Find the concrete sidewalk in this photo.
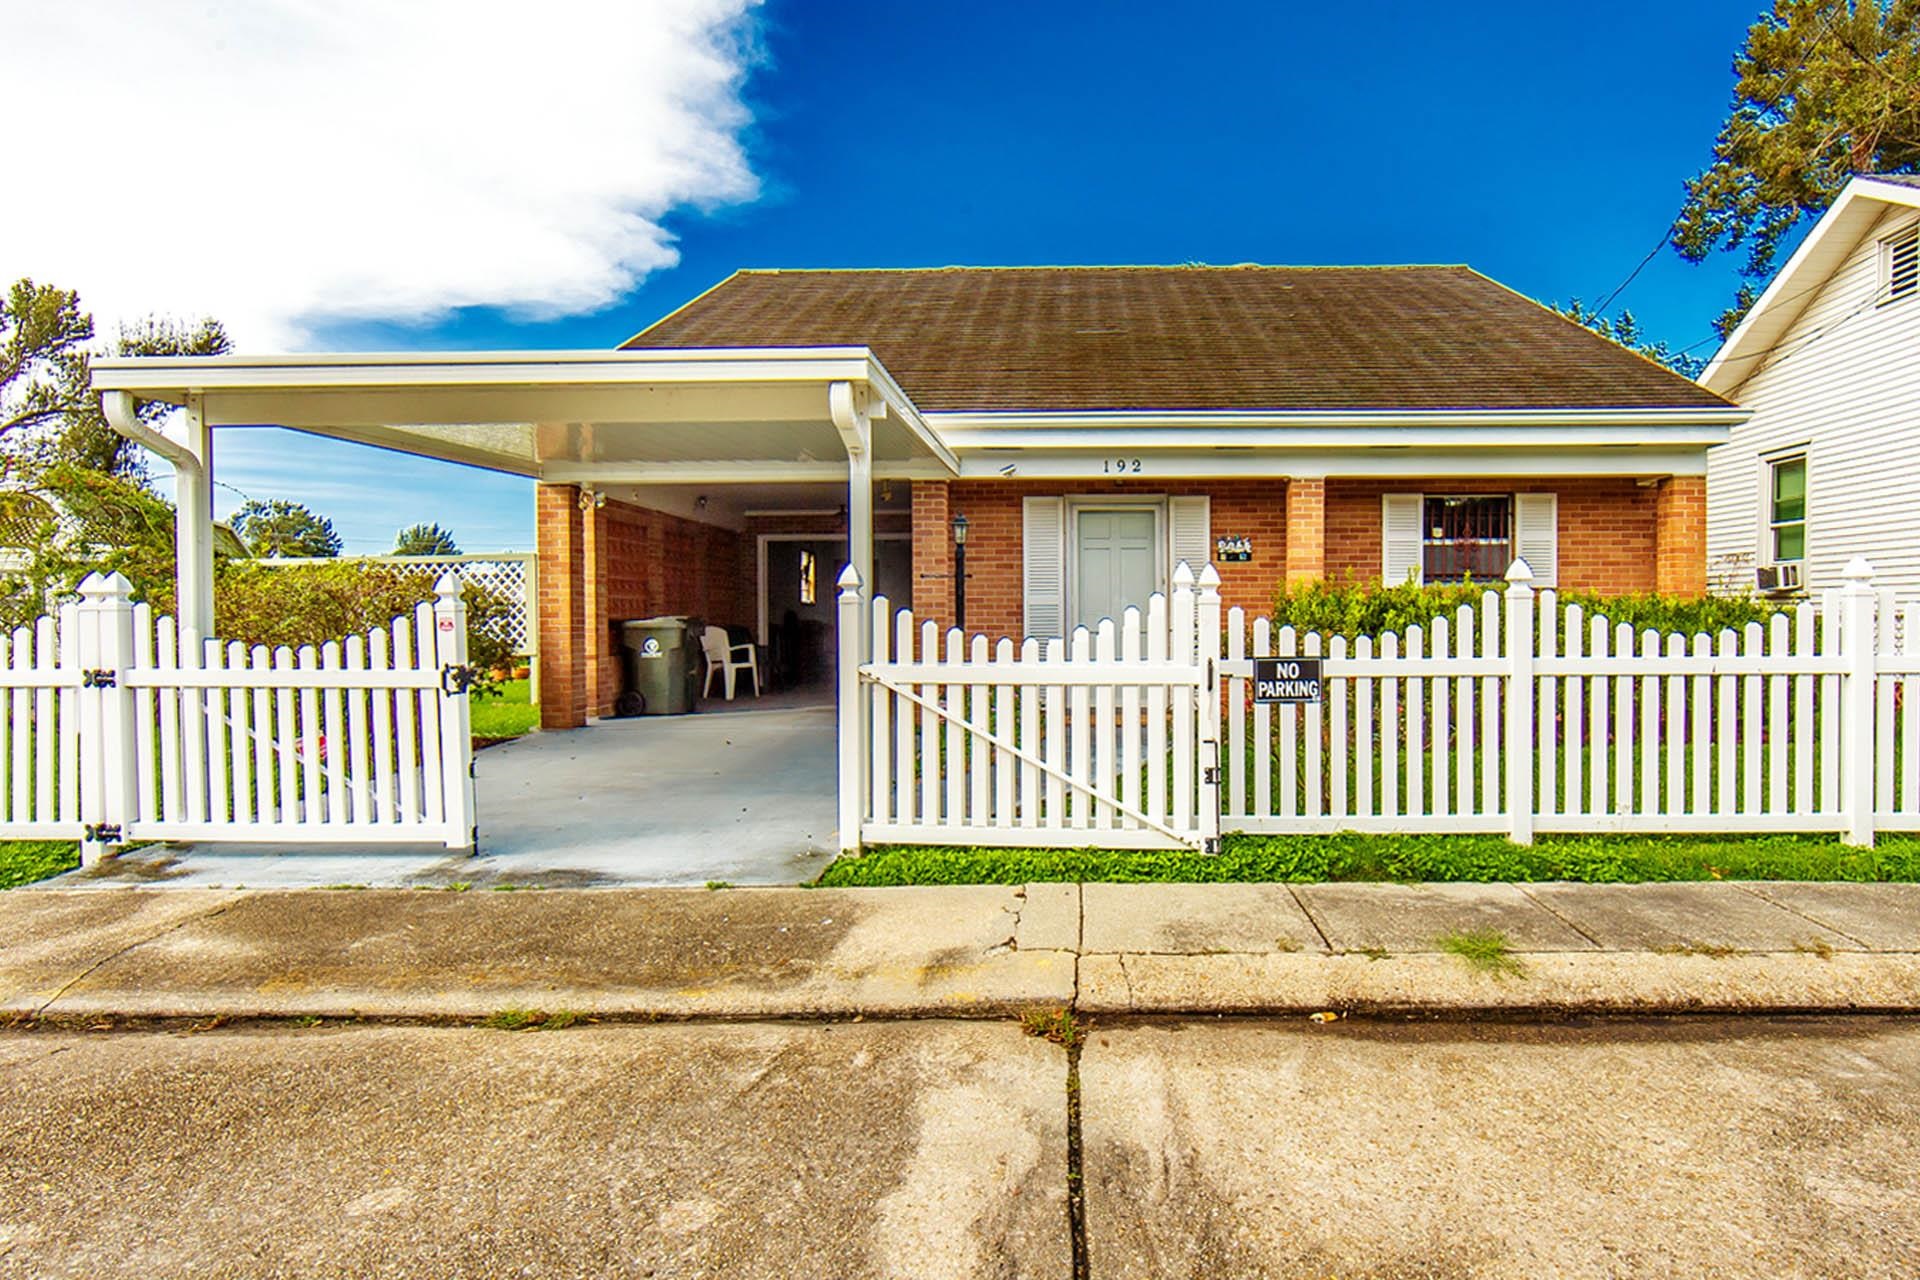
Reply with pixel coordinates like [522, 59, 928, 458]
[4, 880, 1919, 1021]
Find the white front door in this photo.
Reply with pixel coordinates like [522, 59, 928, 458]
[1074, 507, 1159, 631]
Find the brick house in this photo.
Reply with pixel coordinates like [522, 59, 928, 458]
[93, 265, 1744, 734]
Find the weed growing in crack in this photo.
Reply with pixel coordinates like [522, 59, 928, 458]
[1436, 928, 1526, 979]
[1019, 1007, 1088, 1047]
[478, 1008, 588, 1031]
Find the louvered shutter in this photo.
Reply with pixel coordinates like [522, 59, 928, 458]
[1022, 496, 1066, 640]
[1381, 493, 1424, 586]
[1168, 495, 1212, 579]
[1514, 493, 1558, 586]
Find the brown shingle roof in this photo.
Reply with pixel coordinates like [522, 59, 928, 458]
[623, 265, 1729, 413]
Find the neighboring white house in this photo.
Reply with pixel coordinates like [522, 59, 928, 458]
[1702, 173, 1920, 596]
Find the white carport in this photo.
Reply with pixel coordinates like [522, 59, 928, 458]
[91, 347, 958, 653]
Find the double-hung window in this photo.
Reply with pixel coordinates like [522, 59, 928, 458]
[1768, 456, 1807, 564]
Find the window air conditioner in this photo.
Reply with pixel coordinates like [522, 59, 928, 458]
[1755, 563, 1802, 594]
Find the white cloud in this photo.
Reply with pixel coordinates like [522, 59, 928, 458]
[0, 0, 762, 348]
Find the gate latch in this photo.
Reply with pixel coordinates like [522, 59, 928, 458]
[440, 664, 482, 696]
[83, 822, 123, 844]
[82, 669, 117, 689]
[1202, 766, 1222, 786]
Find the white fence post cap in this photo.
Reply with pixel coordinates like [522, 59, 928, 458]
[1504, 558, 1535, 586]
[1841, 556, 1875, 584]
[1172, 561, 1196, 588]
[836, 563, 862, 594]
[1197, 563, 1222, 591]
[78, 571, 134, 599]
[433, 572, 462, 599]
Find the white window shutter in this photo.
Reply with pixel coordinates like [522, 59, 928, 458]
[1381, 493, 1424, 585]
[1168, 495, 1211, 578]
[1514, 493, 1558, 586]
[1022, 496, 1066, 640]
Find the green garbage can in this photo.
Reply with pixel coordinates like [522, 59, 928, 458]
[619, 616, 704, 715]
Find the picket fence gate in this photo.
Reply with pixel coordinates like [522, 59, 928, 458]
[836, 555, 1917, 854]
[1, 572, 477, 864]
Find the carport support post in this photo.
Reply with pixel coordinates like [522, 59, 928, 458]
[173, 398, 216, 646]
[836, 565, 865, 856]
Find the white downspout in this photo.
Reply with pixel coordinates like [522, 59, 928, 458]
[101, 390, 215, 645]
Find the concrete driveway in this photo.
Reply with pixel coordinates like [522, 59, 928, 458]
[62, 699, 839, 889]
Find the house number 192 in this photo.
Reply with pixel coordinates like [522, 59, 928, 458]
[1103, 457, 1143, 474]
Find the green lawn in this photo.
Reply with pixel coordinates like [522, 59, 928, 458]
[815, 832, 1920, 887]
[472, 678, 538, 742]
[0, 840, 79, 889]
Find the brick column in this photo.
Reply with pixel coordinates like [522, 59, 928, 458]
[912, 480, 954, 630]
[1654, 475, 1707, 597]
[1283, 478, 1327, 586]
[536, 483, 587, 729]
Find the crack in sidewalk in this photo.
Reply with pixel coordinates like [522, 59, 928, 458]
[31, 896, 247, 1018]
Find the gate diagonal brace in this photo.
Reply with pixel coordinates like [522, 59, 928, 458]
[861, 669, 1205, 850]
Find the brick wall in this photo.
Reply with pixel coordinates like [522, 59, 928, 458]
[537, 486, 753, 725]
[592, 498, 751, 716]
[899, 474, 1707, 647]
[1325, 477, 1671, 595]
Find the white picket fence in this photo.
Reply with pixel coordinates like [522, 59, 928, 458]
[836, 556, 1916, 854]
[1, 572, 477, 862]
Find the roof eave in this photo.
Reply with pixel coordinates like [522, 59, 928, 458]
[1701, 176, 1920, 396]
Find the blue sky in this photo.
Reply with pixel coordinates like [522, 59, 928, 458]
[197, 1, 1768, 552]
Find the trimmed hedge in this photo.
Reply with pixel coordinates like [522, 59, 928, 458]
[1270, 577, 1788, 640]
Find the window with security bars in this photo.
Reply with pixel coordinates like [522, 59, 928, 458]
[1886, 223, 1918, 302]
[1422, 495, 1513, 582]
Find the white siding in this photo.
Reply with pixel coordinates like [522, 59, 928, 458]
[1708, 203, 1920, 595]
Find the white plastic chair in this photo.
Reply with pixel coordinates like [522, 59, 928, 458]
[701, 624, 760, 700]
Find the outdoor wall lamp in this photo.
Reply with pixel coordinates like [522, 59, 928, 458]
[952, 513, 969, 630]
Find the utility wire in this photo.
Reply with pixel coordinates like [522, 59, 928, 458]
[1587, 6, 1844, 316]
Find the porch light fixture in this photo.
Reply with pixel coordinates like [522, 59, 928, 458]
[952, 513, 969, 630]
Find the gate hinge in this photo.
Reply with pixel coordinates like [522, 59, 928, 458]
[83, 822, 123, 844]
[1202, 837, 1221, 856]
[440, 664, 482, 695]
[82, 669, 117, 689]
[1202, 766, 1222, 786]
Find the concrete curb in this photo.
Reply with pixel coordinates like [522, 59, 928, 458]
[1076, 951, 1920, 1017]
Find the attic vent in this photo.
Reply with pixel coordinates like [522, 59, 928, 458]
[1886, 223, 1919, 302]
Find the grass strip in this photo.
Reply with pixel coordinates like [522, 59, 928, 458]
[815, 832, 1920, 887]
